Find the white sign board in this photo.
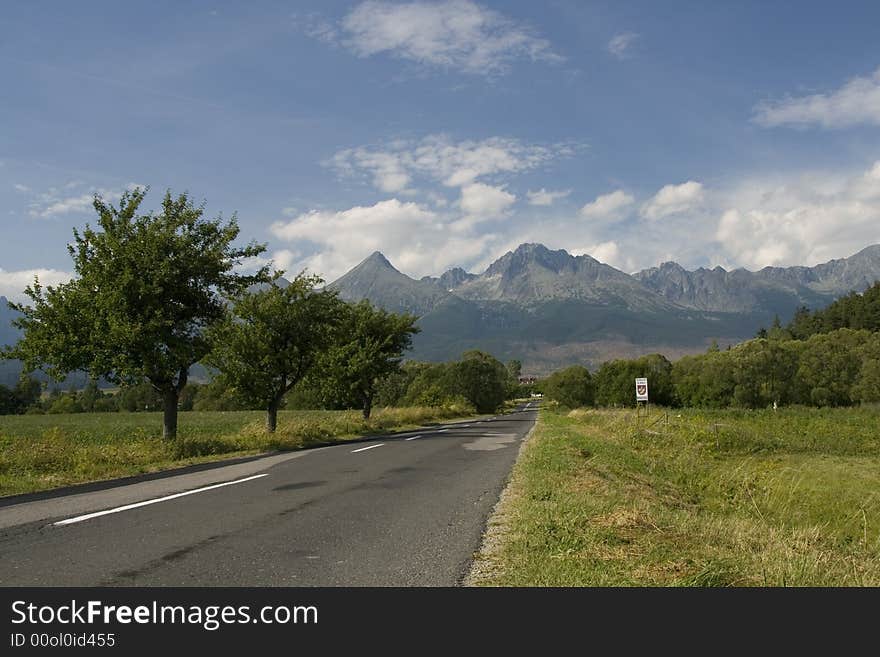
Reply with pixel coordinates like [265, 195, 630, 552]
[635, 377, 649, 402]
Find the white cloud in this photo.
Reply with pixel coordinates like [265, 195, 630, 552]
[34, 193, 96, 218]
[330, 134, 573, 193]
[714, 161, 880, 269]
[580, 189, 634, 221]
[13, 184, 30, 193]
[0, 268, 74, 302]
[269, 197, 501, 281]
[459, 182, 515, 219]
[608, 32, 638, 59]
[338, 0, 562, 75]
[526, 188, 570, 206]
[640, 181, 704, 220]
[754, 66, 880, 129]
[571, 241, 621, 267]
[27, 182, 146, 219]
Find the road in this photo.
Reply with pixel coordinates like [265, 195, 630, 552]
[0, 403, 538, 586]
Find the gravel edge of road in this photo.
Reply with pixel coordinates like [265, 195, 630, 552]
[463, 412, 540, 587]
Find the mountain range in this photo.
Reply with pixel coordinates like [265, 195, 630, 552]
[329, 243, 880, 373]
[3, 244, 879, 382]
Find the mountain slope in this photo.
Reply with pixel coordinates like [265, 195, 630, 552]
[328, 251, 449, 316]
[453, 243, 675, 311]
[635, 245, 880, 314]
[327, 242, 880, 373]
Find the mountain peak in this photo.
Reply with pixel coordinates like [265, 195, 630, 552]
[362, 251, 394, 269]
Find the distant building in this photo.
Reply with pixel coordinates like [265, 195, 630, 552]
[518, 375, 538, 384]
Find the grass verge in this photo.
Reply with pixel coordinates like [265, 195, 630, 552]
[468, 406, 880, 586]
[0, 406, 474, 497]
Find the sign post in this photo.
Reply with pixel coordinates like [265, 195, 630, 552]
[635, 377, 649, 421]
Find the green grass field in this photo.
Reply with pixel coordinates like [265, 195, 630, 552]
[469, 405, 880, 586]
[0, 406, 472, 497]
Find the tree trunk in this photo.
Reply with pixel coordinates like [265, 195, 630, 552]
[266, 402, 279, 433]
[162, 389, 179, 440]
[362, 394, 373, 420]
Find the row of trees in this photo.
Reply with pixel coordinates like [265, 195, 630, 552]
[3, 189, 418, 437]
[5, 349, 525, 418]
[540, 329, 880, 410]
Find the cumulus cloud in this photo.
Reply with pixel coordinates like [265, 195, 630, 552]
[607, 32, 638, 59]
[269, 198, 496, 280]
[13, 184, 30, 193]
[0, 268, 74, 302]
[640, 181, 704, 220]
[329, 134, 574, 194]
[571, 241, 621, 267]
[526, 188, 570, 206]
[459, 182, 515, 218]
[714, 161, 880, 269]
[580, 189, 634, 221]
[753, 65, 880, 129]
[337, 0, 562, 75]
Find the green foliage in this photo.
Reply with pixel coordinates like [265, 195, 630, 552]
[400, 352, 512, 413]
[4, 188, 268, 438]
[190, 378, 250, 412]
[316, 300, 419, 418]
[673, 329, 878, 409]
[205, 275, 343, 431]
[453, 350, 511, 413]
[595, 354, 675, 407]
[116, 382, 164, 412]
[542, 365, 595, 409]
[788, 281, 880, 338]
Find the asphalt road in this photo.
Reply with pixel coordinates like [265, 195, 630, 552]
[0, 403, 538, 586]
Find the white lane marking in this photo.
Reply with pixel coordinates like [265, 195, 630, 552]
[53, 474, 269, 527]
[436, 429, 448, 433]
[351, 443, 385, 453]
[405, 435, 422, 441]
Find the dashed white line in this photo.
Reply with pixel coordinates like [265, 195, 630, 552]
[351, 443, 385, 453]
[436, 429, 448, 433]
[405, 435, 422, 441]
[53, 474, 269, 527]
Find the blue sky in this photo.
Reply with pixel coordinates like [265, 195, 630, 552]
[2, 0, 880, 298]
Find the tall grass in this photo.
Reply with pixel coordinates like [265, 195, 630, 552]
[470, 406, 880, 586]
[0, 405, 473, 497]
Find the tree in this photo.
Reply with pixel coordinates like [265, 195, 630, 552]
[543, 365, 594, 408]
[4, 188, 267, 439]
[205, 275, 343, 432]
[452, 350, 510, 413]
[319, 301, 419, 419]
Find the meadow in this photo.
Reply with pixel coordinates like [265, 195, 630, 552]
[0, 406, 471, 497]
[469, 405, 880, 586]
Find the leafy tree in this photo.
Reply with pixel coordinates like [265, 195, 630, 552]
[506, 359, 522, 380]
[795, 329, 871, 406]
[117, 382, 163, 412]
[373, 361, 425, 408]
[0, 385, 17, 414]
[205, 275, 343, 432]
[13, 374, 42, 413]
[191, 377, 250, 412]
[543, 365, 594, 408]
[452, 350, 510, 413]
[4, 188, 267, 438]
[318, 301, 419, 419]
[595, 354, 675, 407]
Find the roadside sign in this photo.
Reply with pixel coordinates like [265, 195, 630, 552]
[635, 377, 649, 402]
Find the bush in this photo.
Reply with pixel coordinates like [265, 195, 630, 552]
[543, 365, 594, 408]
